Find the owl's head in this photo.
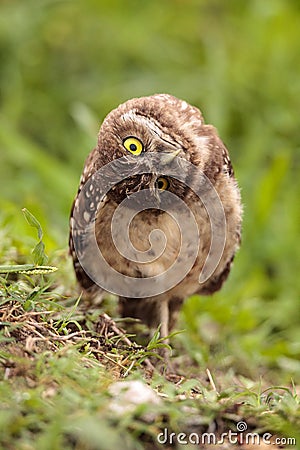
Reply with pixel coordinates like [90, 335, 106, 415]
[91, 94, 223, 205]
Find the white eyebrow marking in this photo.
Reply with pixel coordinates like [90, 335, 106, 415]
[121, 110, 163, 135]
[120, 110, 180, 147]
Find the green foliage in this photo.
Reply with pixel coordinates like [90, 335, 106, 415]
[22, 207, 48, 265]
[0, 208, 57, 276]
[1, 285, 299, 449]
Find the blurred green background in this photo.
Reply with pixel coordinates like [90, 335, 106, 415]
[1, 0, 300, 379]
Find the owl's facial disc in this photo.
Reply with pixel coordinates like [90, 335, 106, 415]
[107, 123, 186, 205]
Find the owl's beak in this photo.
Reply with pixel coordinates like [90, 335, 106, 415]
[149, 175, 161, 202]
[160, 149, 181, 166]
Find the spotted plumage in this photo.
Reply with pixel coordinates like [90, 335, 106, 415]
[69, 94, 242, 340]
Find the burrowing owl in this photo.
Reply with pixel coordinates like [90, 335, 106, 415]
[69, 94, 242, 340]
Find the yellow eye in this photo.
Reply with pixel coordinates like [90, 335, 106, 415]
[156, 177, 169, 191]
[123, 136, 144, 155]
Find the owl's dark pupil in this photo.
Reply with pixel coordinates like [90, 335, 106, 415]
[157, 180, 165, 189]
[129, 143, 137, 151]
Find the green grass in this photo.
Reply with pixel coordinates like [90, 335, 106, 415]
[0, 211, 299, 449]
[1, 264, 299, 449]
[1, 0, 300, 448]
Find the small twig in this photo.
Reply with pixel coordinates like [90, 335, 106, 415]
[206, 368, 218, 394]
[122, 359, 136, 377]
[46, 328, 87, 339]
[92, 348, 128, 370]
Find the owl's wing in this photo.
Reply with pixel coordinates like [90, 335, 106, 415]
[69, 149, 105, 297]
[69, 207, 98, 294]
[197, 255, 234, 295]
[221, 143, 235, 178]
[196, 137, 240, 295]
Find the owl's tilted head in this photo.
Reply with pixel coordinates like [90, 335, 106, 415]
[81, 94, 227, 205]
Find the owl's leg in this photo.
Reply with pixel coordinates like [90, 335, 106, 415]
[157, 297, 184, 374]
[120, 297, 170, 339]
[119, 297, 178, 373]
[159, 299, 170, 342]
[119, 297, 159, 327]
[156, 299, 174, 372]
[119, 296, 183, 342]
